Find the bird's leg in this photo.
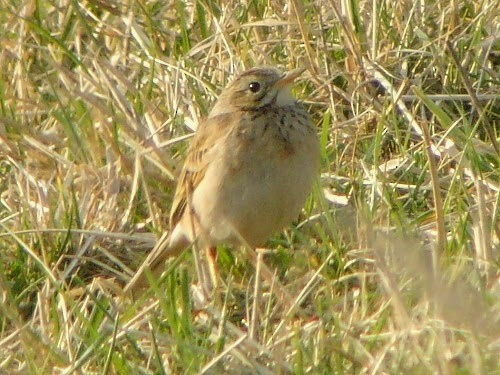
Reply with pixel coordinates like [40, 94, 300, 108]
[206, 246, 219, 293]
[249, 249, 264, 341]
[189, 243, 219, 304]
[249, 247, 294, 308]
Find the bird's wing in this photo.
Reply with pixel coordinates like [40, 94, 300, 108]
[124, 112, 237, 294]
[169, 112, 235, 228]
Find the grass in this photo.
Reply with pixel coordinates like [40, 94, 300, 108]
[0, 0, 498, 373]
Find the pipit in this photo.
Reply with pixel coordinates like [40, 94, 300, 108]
[125, 67, 320, 295]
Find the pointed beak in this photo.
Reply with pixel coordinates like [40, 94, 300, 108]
[275, 67, 306, 88]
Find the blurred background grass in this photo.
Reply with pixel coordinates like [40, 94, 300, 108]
[0, 0, 498, 373]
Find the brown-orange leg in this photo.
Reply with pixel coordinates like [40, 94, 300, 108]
[206, 246, 219, 292]
[191, 244, 218, 301]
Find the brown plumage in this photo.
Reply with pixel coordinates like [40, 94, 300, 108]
[125, 67, 319, 294]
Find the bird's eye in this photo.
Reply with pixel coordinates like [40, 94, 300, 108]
[248, 82, 261, 93]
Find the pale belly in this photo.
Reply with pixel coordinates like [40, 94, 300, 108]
[192, 131, 319, 247]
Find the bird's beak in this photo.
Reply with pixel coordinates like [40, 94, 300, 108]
[275, 67, 306, 88]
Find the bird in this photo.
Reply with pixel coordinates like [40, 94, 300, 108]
[125, 67, 320, 295]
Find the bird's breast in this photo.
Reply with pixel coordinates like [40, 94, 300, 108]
[190, 105, 319, 247]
